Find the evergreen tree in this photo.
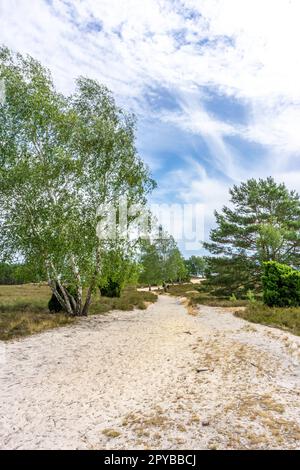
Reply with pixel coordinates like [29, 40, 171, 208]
[204, 177, 300, 295]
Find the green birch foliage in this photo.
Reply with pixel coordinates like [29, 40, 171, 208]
[0, 47, 155, 314]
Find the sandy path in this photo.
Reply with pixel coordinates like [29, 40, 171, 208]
[0, 295, 299, 450]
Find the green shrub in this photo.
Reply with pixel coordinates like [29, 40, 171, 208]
[262, 261, 300, 307]
[246, 290, 256, 303]
[99, 278, 121, 298]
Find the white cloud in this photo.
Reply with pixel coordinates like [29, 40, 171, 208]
[2, 0, 300, 150]
[1, 0, 300, 238]
[153, 154, 231, 244]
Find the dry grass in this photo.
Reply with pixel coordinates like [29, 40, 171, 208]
[0, 283, 51, 306]
[0, 311, 76, 341]
[167, 283, 248, 308]
[179, 297, 198, 316]
[235, 302, 300, 336]
[166, 283, 197, 297]
[190, 296, 248, 308]
[229, 393, 300, 448]
[89, 286, 157, 315]
[102, 428, 122, 438]
[121, 407, 173, 445]
[168, 283, 300, 337]
[0, 284, 157, 341]
[196, 335, 299, 448]
[0, 283, 75, 340]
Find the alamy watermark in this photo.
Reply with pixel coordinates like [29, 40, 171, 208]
[96, 196, 205, 251]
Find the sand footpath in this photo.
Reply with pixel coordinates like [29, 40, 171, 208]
[0, 294, 299, 449]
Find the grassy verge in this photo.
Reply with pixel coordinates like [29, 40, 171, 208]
[0, 311, 76, 341]
[167, 283, 248, 307]
[234, 302, 300, 336]
[0, 284, 157, 341]
[89, 287, 158, 314]
[167, 283, 300, 336]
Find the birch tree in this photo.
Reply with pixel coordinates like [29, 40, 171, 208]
[0, 47, 155, 315]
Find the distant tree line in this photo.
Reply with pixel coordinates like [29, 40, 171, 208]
[139, 230, 188, 289]
[184, 256, 207, 277]
[0, 262, 42, 285]
[139, 229, 207, 289]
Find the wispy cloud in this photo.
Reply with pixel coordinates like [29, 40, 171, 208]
[1, 0, 300, 244]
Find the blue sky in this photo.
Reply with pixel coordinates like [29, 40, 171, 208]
[1, 0, 300, 254]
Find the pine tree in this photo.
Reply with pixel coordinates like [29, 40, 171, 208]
[204, 177, 300, 296]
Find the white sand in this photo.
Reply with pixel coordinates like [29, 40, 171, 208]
[0, 294, 299, 450]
